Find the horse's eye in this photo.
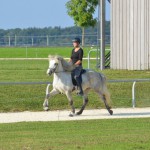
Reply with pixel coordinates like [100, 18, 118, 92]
[54, 63, 58, 66]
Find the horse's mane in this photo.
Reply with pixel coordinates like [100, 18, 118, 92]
[48, 55, 75, 72]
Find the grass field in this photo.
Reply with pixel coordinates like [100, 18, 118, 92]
[0, 47, 150, 112]
[0, 46, 108, 58]
[0, 59, 149, 112]
[0, 118, 150, 150]
[0, 47, 150, 150]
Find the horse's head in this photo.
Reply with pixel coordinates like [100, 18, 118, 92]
[47, 56, 63, 75]
[47, 55, 75, 75]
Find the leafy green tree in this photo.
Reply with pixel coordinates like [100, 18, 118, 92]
[66, 0, 98, 46]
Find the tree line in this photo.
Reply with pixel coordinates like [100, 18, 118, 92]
[0, 22, 110, 47]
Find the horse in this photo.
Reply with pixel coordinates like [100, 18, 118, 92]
[43, 55, 113, 117]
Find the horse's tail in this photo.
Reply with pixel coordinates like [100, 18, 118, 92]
[99, 73, 112, 106]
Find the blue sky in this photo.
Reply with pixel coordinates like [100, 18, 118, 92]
[0, 0, 110, 29]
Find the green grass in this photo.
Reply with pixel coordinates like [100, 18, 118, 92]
[0, 46, 105, 58]
[0, 60, 149, 112]
[0, 118, 150, 150]
[0, 47, 150, 150]
[0, 46, 149, 112]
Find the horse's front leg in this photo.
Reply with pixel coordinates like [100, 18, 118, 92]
[43, 89, 59, 111]
[65, 91, 75, 117]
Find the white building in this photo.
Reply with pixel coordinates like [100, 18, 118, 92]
[111, 0, 150, 70]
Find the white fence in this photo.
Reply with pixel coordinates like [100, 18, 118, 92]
[0, 79, 149, 108]
[0, 35, 110, 47]
[108, 79, 150, 108]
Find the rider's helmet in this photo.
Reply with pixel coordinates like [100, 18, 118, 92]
[72, 37, 81, 44]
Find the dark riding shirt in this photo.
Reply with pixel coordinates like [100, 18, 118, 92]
[71, 48, 83, 66]
[70, 48, 84, 81]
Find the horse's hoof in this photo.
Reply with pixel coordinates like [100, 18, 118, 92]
[69, 112, 75, 117]
[43, 107, 49, 111]
[109, 110, 113, 115]
[76, 112, 82, 115]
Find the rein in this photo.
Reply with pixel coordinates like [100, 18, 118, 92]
[49, 67, 71, 74]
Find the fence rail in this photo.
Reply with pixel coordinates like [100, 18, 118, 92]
[0, 35, 110, 47]
[0, 79, 149, 108]
[0, 81, 50, 85]
[1, 79, 149, 85]
[108, 79, 150, 83]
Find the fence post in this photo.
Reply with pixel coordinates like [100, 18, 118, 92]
[88, 49, 97, 69]
[26, 46, 28, 58]
[8, 36, 11, 47]
[132, 81, 136, 108]
[15, 35, 17, 46]
[47, 35, 49, 46]
[32, 37, 34, 46]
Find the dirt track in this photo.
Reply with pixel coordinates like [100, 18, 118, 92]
[0, 107, 150, 123]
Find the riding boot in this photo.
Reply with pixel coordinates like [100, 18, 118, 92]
[76, 77, 84, 96]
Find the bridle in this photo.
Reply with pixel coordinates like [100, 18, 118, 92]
[48, 60, 72, 74]
[48, 63, 65, 74]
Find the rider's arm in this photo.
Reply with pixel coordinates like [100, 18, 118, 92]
[74, 49, 83, 66]
[75, 60, 82, 66]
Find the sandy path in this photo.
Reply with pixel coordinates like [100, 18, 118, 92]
[0, 108, 150, 123]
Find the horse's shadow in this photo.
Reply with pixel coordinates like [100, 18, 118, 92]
[113, 112, 150, 116]
[75, 110, 150, 117]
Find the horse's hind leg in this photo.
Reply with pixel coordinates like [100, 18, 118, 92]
[96, 90, 113, 115]
[76, 89, 89, 115]
[103, 94, 113, 115]
[43, 89, 59, 111]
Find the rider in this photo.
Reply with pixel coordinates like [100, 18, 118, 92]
[69, 37, 84, 96]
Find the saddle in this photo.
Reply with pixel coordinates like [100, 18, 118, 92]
[71, 69, 86, 86]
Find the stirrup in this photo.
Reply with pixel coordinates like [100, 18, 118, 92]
[77, 91, 84, 96]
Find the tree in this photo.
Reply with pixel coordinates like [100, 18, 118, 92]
[66, 0, 98, 46]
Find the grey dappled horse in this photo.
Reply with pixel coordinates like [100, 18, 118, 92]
[43, 55, 113, 116]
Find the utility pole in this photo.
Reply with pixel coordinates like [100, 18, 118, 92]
[99, 0, 106, 70]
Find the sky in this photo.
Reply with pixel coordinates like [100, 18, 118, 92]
[0, 0, 110, 29]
